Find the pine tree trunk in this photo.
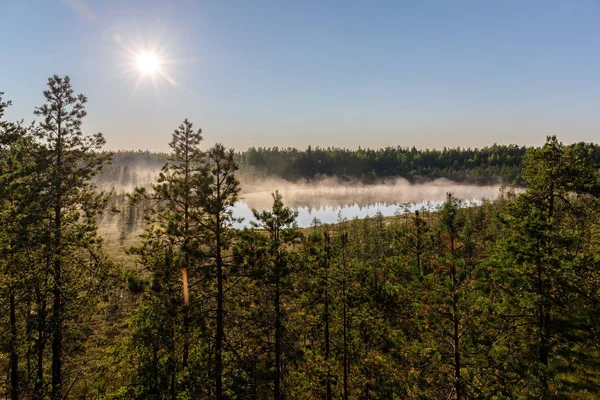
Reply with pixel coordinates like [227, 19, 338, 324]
[452, 288, 461, 400]
[182, 268, 190, 369]
[275, 277, 282, 400]
[25, 301, 33, 389]
[182, 166, 190, 369]
[51, 122, 63, 400]
[34, 283, 46, 400]
[51, 208, 62, 400]
[341, 238, 350, 400]
[343, 280, 349, 400]
[216, 212, 224, 400]
[451, 237, 462, 400]
[537, 247, 549, 400]
[207, 334, 213, 399]
[536, 183, 554, 400]
[10, 284, 19, 400]
[153, 344, 160, 400]
[324, 247, 332, 400]
[170, 325, 176, 400]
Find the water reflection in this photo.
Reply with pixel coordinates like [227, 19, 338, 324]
[232, 199, 482, 228]
[238, 178, 503, 210]
[232, 180, 508, 228]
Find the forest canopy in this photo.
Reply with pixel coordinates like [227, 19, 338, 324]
[2, 79, 600, 400]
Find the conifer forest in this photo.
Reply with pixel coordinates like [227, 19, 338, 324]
[2, 76, 600, 400]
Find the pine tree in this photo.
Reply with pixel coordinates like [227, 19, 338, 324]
[250, 191, 299, 399]
[197, 143, 241, 399]
[121, 119, 207, 399]
[336, 231, 351, 400]
[33, 75, 111, 400]
[0, 92, 32, 400]
[411, 193, 486, 399]
[493, 136, 600, 398]
[154, 119, 205, 374]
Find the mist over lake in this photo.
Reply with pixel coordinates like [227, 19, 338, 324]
[233, 177, 506, 227]
[98, 172, 508, 229]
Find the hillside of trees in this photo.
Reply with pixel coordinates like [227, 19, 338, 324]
[2, 77, 600, 400]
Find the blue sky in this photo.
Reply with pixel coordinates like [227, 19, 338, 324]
[1, 0, 599, 151]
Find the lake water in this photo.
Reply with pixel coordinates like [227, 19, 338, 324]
[99, 178, 510, 232]
[232, 199, 483, 228]
[232, 179, 507, 228]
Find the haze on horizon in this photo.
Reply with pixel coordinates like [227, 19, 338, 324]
[1, 0, 599, 152]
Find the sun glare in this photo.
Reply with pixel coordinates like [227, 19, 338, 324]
[119, 36, 177, 91]
[136, 52, 161, 74]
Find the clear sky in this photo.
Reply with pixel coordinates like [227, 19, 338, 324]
[1, 0, 599, 152]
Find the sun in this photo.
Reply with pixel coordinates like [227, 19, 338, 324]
[118, 36, 178, 90]
[135, 52, 161, 74]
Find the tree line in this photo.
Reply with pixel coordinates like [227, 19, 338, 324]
[98, 139, 600, 190]
[2, 76, 600, 399]
[239, 143, 600, 185]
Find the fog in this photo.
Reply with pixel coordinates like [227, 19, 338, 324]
[97, 168, 510, 229]
[239, 177, 505, 210]
[96, 165, 163, 193]
[230, 177, 509, 227]
[98, 168, 506, 210]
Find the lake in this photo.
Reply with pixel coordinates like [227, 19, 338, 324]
[232, 199, 485, 228]
[98, 178, 511, 235]
[232, 178, 507, 228]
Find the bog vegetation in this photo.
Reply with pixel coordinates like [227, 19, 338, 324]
[2, 76, 600, 399]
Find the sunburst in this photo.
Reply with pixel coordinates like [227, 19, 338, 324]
[117, 35, 178, 93]
[135, 52, 161, 75]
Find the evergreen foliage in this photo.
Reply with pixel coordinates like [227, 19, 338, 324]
[2, 80, 600, 399]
